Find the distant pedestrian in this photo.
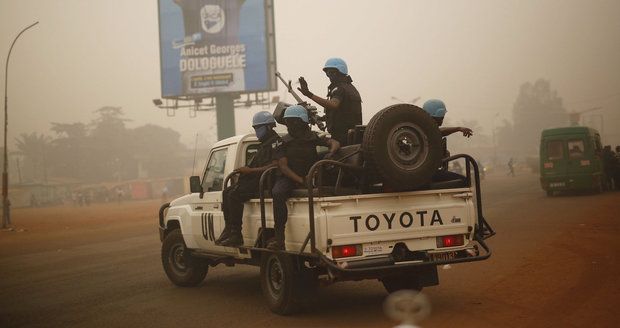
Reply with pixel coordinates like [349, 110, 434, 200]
[161, 186, 169, 202]
[602, 146, 616, 190]
[507, 158, 515, 177]
[116, 188, 124, 203]
[30, 194, 38, 207]
[615, 146, 620, 190]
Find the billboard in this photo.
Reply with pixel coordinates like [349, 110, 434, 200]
[158, 0, 277, 98]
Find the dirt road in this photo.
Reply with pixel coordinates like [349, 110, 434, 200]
[1, 173, 619, 328]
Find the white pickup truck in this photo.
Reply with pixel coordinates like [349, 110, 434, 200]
[159, 104, 494, 314]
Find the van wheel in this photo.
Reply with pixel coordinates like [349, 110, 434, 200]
[362, 104, 443, 191]
[381, 275, 423, 294]
[260, 253, 301, 315]
[161, 229, 208, 287]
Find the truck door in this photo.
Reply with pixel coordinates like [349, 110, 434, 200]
[189, 147, 229, 250]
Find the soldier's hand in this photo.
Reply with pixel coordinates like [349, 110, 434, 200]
[297, 77, 313, 98]
[461, 127, 473, 138]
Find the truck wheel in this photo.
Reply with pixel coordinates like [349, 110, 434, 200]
[546, 189, 554, 197]
[260, 253, 301, 315]
[362, 104, 443, 191]
[161, 229, 208, 287]
[381, 275, 423, 294]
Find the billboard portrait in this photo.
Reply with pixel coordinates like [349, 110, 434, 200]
[158, 0, 277, 98]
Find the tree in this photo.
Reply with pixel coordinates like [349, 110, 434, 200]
[88, 107, 133, 181]
[510, 79, 568, 155]
[129, 124, 187, 178]
[14, 132, 52, 182]
[49, 122, 89, 180]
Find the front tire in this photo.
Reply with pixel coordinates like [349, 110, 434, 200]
[161, 229, 208, 287]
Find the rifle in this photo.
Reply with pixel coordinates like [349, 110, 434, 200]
[275, 72, 326, 131]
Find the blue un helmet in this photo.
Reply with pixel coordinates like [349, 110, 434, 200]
[422, 99, 447, 118]
[283, 104, 309, 123]
[323, 57, 348, 75]
[252, 111, 276, 127]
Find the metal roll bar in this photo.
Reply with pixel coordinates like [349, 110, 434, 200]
[442, 154, 495, 240]
[306, 159, 365, 253]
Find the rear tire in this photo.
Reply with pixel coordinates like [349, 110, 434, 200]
[546, 189, 554, 197]
[362, 104, 443, 191]
[381, 275, 423, 294]
[260, 253, 303, 315]
[161, 229, 208, 287]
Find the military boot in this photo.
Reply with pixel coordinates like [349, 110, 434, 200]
[220, 228, 243, 247]
[266, 228, 285, 251]
[215, 226, 232, 245]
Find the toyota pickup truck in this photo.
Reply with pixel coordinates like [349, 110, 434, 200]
[158, 104, 495, 315]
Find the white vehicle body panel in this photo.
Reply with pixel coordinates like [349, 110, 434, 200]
[163, 134, 479, 265]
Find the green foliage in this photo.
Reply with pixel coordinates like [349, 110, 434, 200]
[499, 79, 568, 156]
[16, 107, 187, 183]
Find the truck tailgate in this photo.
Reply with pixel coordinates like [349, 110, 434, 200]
[323, 188, 474, 253]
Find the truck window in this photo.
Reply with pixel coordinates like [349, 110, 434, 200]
[202, 148, 227, 192]
[567, 140, 585, 159]
[547, 140, 564, 160]
[245, 144, 260, 166]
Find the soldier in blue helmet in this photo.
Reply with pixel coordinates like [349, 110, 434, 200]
[297, 58, 362, 146]
[268, 105, 340, 250]
[423, 99, 473, 181]
[216, 111, 281, 246]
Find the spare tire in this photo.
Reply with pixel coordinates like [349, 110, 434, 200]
[362, 104, 442, 190]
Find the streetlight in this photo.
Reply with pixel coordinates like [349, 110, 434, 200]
[3, 21, 39, 229]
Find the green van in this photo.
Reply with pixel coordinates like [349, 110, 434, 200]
[539, 126, 604, 196]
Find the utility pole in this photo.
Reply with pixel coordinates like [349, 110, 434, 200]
[3, 21, 39, 229]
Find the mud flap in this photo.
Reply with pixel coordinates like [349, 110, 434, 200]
[412, 265, 439, 287]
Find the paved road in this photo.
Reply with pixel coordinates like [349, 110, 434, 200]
[1, 173, 618, 327]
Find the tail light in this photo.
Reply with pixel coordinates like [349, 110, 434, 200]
[436, 235, 465, 248]
[331, 244, 362, 258]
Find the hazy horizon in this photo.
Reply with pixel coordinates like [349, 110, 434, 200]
[1, 0, 619, 150]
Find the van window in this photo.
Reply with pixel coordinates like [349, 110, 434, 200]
[547, 140, 564, 160]
[567, 140, 585, 158]
[202, 148, 227, 192]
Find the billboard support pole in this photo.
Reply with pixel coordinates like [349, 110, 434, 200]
[215, 94, 236, 140]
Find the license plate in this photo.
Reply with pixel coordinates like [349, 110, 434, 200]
[430, 251, 457, 261]
[549, 182, 565, 188]
[363, 244, 384, 256]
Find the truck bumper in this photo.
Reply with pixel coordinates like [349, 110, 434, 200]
[319, 237, 491, 281]
[541, 173, 601, 191]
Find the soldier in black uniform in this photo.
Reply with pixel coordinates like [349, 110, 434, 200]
[422, 99, 473, 181]
[268, 105, 340, 250]
[297, 57, 362, 146]
[216, 111, 281, 247]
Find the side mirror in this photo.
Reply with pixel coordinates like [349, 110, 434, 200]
[189, 176, 203, 193]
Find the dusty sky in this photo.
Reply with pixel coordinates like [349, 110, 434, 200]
[1, 0, 619, 148]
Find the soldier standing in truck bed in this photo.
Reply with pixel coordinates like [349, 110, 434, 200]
[297, 58, 362, 146]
